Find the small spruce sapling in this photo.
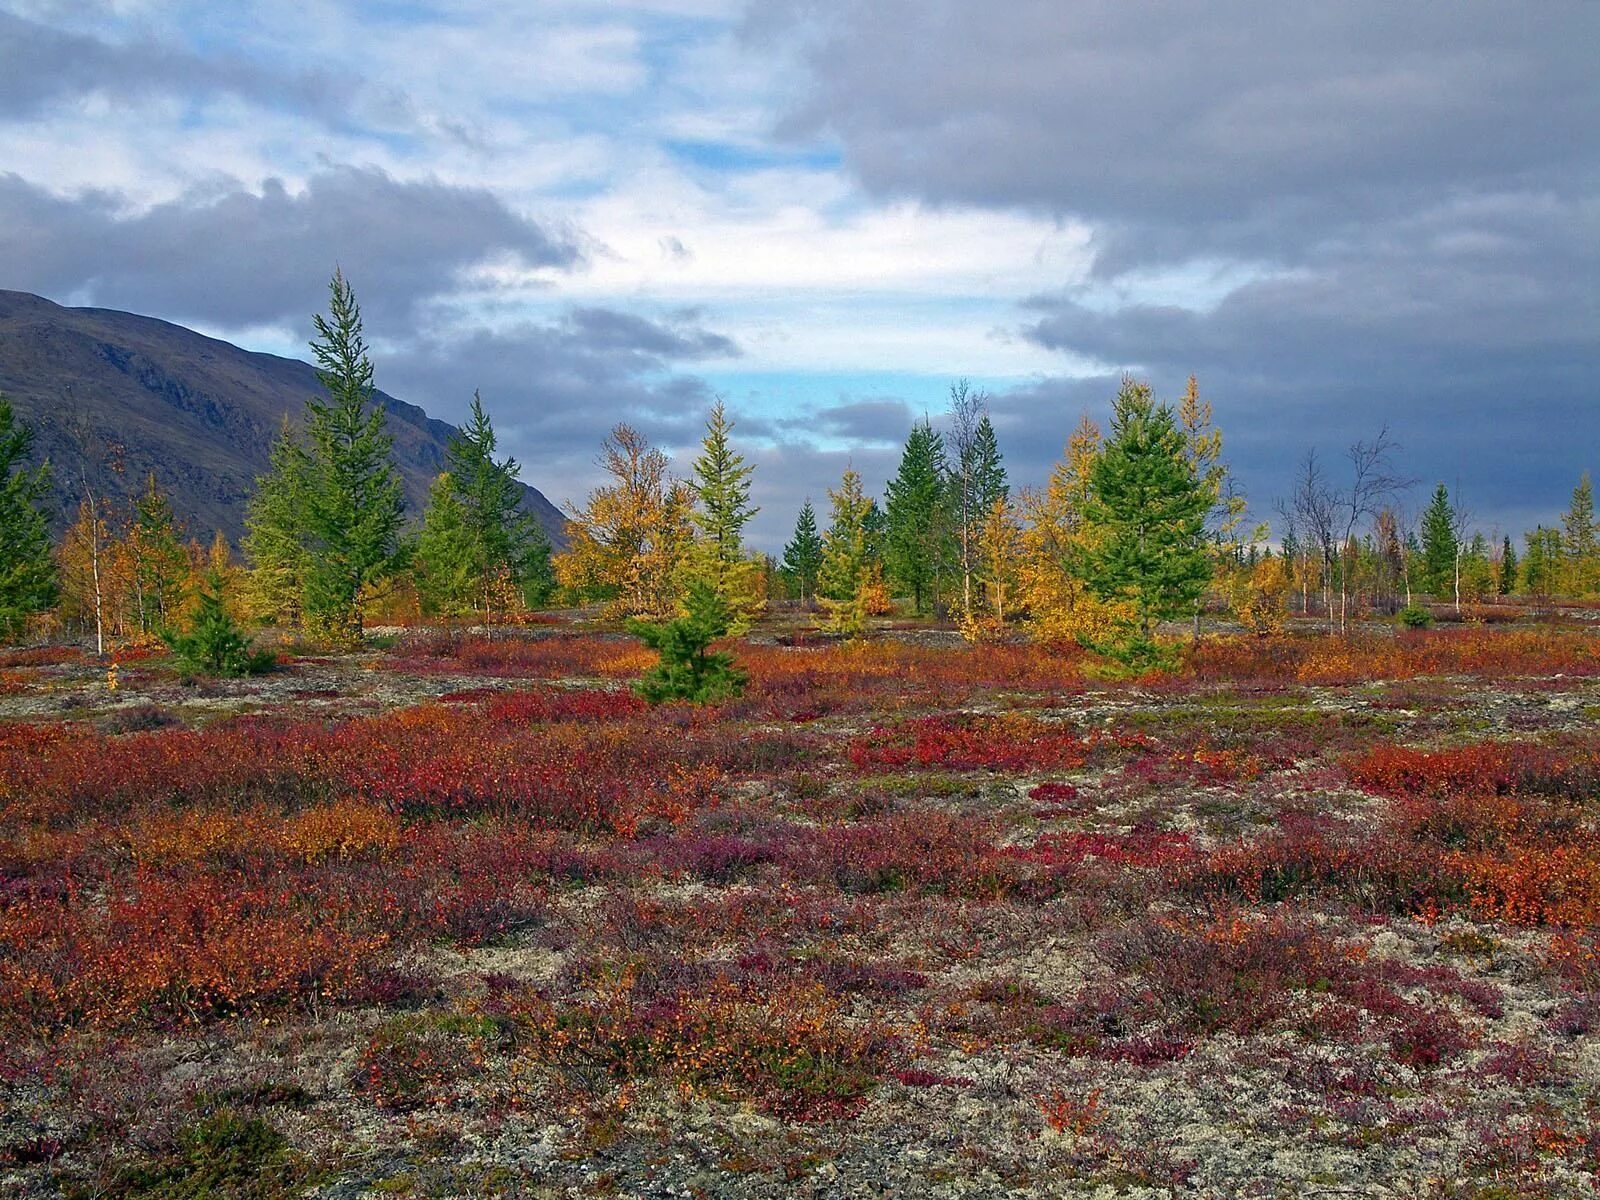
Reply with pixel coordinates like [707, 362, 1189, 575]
[164, 570, 276, 678]
[626, 578, 747, 703]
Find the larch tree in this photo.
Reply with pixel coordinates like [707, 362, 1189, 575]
[445, 391, 554, 620]
[818, 466, 884, 634]
[1562, 472, 1597, 596]
[1178, 376, 1251, 635]
[819, 467, 874, 603]
[781, 500, 824, 606]
[0, 395, 57, 641]
[884, 419, 948, 615]
[413, 472, 479, 619]
[973, 495, 1023, 634]
[1082, 377, 1211, 657]
[299, 270, 406, 646]
[127, 473, 188, 634]
[555, 424, 694, 620]
[1019, 414, 1127, 644]
[243, 417, 311, 626]
[683, 400, 764, 628]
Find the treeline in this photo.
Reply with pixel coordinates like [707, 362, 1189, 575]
[0, 273, 553, 652]
[1, 270, 1596, 655]
[557, 375, 1250, 664]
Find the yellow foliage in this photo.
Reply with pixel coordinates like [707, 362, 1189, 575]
[554, 425, 694, 620]
[1232, 555, 1291, 635]
[1018, 417, 1133, 644]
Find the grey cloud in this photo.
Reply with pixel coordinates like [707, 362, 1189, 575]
[753, 0, 1598, 270]
[0, 167, 579, 331]
[565, 307, 739, 362]
[380, 309, 738, 512]
[808, 398, 913, 444]
[0, 10, 360, 123]
[748, 0, 1600, 536]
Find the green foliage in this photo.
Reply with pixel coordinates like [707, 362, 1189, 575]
[781, 499, 824, 604]
[94, 1108, 317, 1200]
[1082, 377, 1211, 641]
[414, 473, 479, 618]
[626, 578, 747, 703]
[446, 391, 554, 614]
[163, 571, 275, 678]
[884, 419, 949, 615]
[1418, 483, 1458, 597]
[299, 270, 406, 645]
[819, 468, 874, 603]
[1562, 471, 1597, 595]
[243, 419, 310, 626]
[1499, 535, 1517, 596]
[969, 414, 1009, 514]
[129, 473, 189, 634]
[690, 400, 758, 565]
[682, 400, 764, 628]
[1398, 604, 1434, 629]
[0, 394, 57, 641]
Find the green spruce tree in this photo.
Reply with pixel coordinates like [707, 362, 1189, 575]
[1499, 535, 1518, 595]
[781, 500, 824, 605]
[627, 577, 747, 703]
[1082, 377, 1211, 656]
[0, 395, 57, 641]
[446, 391, 553, 617]
[884, 419, 948, 614]
[1418, 483, 1458, 598]
[299, 270, 405, 645]
[163, 570, 275, 678]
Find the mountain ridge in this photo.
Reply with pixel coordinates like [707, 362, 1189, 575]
[0, 289, 565, 547]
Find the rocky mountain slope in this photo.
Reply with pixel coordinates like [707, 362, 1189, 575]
[0, 290, 564, 545]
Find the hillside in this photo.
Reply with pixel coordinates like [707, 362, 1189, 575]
[0, 290, 565, 545]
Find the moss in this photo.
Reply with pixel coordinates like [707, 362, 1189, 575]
[89, 1109, 320, 1200]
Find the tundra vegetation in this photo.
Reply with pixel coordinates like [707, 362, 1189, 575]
[2, 275, 1599, 1197]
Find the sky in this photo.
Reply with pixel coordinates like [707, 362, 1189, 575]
[0, 0, 1595, 551]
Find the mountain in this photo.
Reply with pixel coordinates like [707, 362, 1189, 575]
[0, 290, 565, 546]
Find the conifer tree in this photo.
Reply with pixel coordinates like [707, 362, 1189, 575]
[128, 473, 188, 634]
[689, 400, 758, 564]
[414, 473, 479, 619]
[819, 467, 874, 603]
[1499, 535, 1518, 595]
[243, 418, 311, 626]
[299, 270, 405, 645]
[627, 577, 747, 704]
[1082, 377, 1211, 654]
[163, 569, 275, 678]
[1418, 484, 1458, 598]
[1020, 415, 1127, 644]
[970, 415, 1009, 513]
[1562, 472, 1597, 595]
[884, 419, 948, 614]
[682, 400, 763, 626]
[445, 391, 553, 617]
[781, 500, 824, 605]
[0, 395, 57, 641]
[1461, 532, 1494, 603]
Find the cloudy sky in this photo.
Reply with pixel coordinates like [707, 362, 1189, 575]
[1, 1, 1595, 549]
